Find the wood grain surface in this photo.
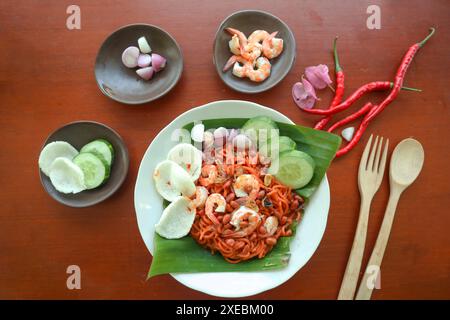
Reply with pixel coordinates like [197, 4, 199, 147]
[0, 0, 449, 299]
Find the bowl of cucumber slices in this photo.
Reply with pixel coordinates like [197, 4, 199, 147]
[38, 121, 129, 207]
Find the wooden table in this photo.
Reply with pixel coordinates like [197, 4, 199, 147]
[0, 0, 449, 299]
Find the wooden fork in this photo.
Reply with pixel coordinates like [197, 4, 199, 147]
[337, 135, 389, 300]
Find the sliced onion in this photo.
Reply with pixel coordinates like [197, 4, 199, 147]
[305, 64, 332, 90]
[292, 77, 319, 110]
[151, 53, 167, 72]
[136, 67, 154, 80]
[121, 46, 140, 68]
[137, 54, 152, 68]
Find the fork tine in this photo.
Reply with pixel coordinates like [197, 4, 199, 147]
[373, 137, 384, 172]
[367, 135, 379, 171]
[359, 135, 373, 173]
[377, 139, 389, 174]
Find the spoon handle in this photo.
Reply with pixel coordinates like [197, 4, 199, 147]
[355, 188, 402, 300]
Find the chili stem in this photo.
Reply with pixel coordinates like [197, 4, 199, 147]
[419, 27, 435, 48]
[334, 36, 342, 72]
[391, 82, 421, 92]
[326, 37, 341, 93]
[313, 37, 344, 130]
[401, 85, 422, 92]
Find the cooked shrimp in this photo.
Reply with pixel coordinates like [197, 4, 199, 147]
[192, 186, 209, 208]
[264, 216, 279, 236]
[228, 34, 241, 55]
[223, 55, 249, 72]
[198, 164, 218, 186]
[232, 60, 252, 78]
[223, 55, 252, 78]
[233, 174, 260, 198]
[262, 31, 284, 59]
[247, 57, 271, 82]
[241, 42, 263, 61]
[225, 27, 248, 48]
[248, 30, 270, 44]
[235, 196, 259, 212]
[225, 206, 261, 238]
[205, 193, 226, 225]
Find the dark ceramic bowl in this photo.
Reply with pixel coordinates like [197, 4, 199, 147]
[95, 24, 183, 104]
[213, 10, 296, 94]
[39, 121, 129, 207]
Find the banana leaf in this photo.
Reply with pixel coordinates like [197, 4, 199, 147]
[148, 119, 340, 278]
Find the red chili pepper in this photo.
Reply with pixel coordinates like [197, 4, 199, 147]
[304, 81, 421, 116]
[364, 28, 435, 123]
[327, 102, 374, 133]
[314, 37, 345, 130]
[335, 28, 435, 157]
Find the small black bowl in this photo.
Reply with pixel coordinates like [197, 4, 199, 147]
[95, 24, 183, 104]
[213, 10, 296, 94]
[39, 121, 129, 207]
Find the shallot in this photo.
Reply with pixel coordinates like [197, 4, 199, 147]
[305, 64, 332, 90]
[121, 37, 167, 81]
[122, 46, 140, 68]
[292, 77, 319, 110]
[151, 53, 167, 72]
[137, 54, 152, 68]
[213, 127, 228, 146]
[203, 131, 214, 149]
[233, 134, 253, 150]
[136, 67, 154, 80]
[227, 129, 239, 143]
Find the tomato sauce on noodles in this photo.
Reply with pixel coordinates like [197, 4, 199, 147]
[190, 145, 304, 263]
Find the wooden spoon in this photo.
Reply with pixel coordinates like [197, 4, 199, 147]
[355, 138, 424, 300]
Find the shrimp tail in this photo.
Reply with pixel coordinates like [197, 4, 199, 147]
[223, 55, 237, 72]
[207, 213, 221, 225]
[225, 27, 239, 35]
[225, 27, 248, 47]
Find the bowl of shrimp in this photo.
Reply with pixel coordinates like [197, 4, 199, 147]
[213, 10, 296, 94]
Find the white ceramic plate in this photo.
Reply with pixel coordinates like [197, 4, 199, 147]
[134, 100, 330, 298]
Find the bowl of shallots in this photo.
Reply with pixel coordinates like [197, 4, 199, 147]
[95, 24, 183, 105]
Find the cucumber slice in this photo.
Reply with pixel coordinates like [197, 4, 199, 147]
[272, 150, 315, 189]
[73, 153, 107, 189]
[39, 141, 79, 176]
[241, 116, 279, 145]
[80, 139, 114, 166]
[278, 136, 297, 153]
[259, 136, 296, 159]
[49, 157, 86, 194]
[80, 139, 114, 179]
